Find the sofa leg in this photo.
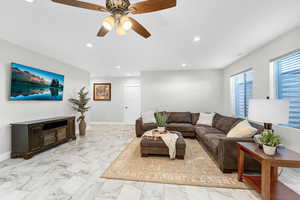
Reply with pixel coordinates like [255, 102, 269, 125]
[176, 155, 184, 159]
[221, 168, 233, 173]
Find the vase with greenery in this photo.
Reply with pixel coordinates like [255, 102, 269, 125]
[69, 87, 90, 136]
[156, 112, 169, 132]
[259, 130, 282, 156]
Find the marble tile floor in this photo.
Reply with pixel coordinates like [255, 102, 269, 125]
[0, 124, 300, 200]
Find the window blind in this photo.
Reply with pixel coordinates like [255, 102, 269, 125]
[275, 51, 300, 129]
[232, 71, 253, 118]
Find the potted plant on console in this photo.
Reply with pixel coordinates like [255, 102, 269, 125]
[69, 87, 90, 136]
[156, 112, 169, 132]
[260, 130, 282, 156]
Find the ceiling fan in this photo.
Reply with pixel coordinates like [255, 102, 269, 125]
[51, 0, 177, 39]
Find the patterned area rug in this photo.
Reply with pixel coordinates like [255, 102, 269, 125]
[101, 138, 249, 189]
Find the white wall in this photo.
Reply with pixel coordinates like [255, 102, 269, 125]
[141, 70, 224, 113]
[0, 39, 90, 160]
[223, 26, 300, 153]
[90, 77, 140, 123]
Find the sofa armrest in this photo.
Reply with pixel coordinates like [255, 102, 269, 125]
[217, 137, 259, 172]
[135, 117, 144, 137]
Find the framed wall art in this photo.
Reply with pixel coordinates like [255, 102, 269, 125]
[93, 83, 111, 101]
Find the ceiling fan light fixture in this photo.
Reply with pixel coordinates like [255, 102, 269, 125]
[51, 0, 177, 39]
[120, 16, 132, 31]
[103, 16, 115, 31]
[116, 23, 127, 35]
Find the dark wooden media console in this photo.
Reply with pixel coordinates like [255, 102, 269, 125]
[11, 116, 76, 159]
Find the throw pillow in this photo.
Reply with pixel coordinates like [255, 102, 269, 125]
[197, 113, 215, 126]
[227, 120, 257, 138]
[142, 111, 156, 124]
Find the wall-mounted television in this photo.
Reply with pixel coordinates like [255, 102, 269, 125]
[9, 63, 64, 101]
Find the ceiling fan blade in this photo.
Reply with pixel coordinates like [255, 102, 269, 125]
[129, 17, 151, 39]
[97, 26, 109, 37]
[51, 0, 107, 12]
[129, 0, 176, 14]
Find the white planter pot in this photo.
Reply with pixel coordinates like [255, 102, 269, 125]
[263, 145, 277, 156]
[157, 127, 166, 132]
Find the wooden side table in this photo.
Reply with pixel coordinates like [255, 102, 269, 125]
[237, 142, 300, 200]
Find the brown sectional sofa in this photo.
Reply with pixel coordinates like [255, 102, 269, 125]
[135, 112, 264, 173]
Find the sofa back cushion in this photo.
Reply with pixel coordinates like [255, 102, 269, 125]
[191, 113, 200, 125]
[213, 113, 240, 134]
[167, 112, 192, 124]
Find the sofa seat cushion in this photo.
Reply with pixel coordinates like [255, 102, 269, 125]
[204, 134, 226, 155]
[142, 123, 157, 131]
[195, 125, 225, 137]
[213, 113, 240, 134]
[167, 112, 192, 124]
[166, 123, 195, 132]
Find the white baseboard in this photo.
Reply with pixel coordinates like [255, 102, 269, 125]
[90, 121, 134, 125]
[0, 151, 10, 162]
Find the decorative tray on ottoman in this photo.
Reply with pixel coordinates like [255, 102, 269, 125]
[152, 129, 169, 134]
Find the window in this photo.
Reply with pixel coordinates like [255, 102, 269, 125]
[231, 70, 253, 118]
[274, 51, 300, 129]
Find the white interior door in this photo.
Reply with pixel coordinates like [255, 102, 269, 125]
[124, 85, 141, 124]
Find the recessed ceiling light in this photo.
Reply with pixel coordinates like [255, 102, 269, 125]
[24, 0, 35, 3]
[126, 73, 132, 76]
[85, 43, 93, 48]
[115, 66, 121, 69]
[182, 63, 187, 67]
[193, 36, 201, 42]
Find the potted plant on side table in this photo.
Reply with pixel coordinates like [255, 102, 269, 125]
[260, 130, 282, 156]
[156, 112, 169, 133]
[69, 87, 90, 136]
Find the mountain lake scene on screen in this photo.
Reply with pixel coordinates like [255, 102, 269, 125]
[10, 63, 64, 101]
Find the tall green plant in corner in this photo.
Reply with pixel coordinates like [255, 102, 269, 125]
[69, 87, 90, 136]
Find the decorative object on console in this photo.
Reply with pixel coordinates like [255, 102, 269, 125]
[155, 112, 169, 132]
[259, 130, 282, 156]
[93, 83, 111, 101]
[196, 112, 215, 126]
[253, 134, 263, 148]
[11, 117, 75, 159]
[9, 63, 64, 101]
[69, 87, 91, 136]
[248, 99, 289, 131]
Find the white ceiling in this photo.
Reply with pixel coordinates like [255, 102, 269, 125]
[1, 0, 300, 77]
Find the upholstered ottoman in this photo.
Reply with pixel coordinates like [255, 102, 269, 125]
[140, 131, 186, 159]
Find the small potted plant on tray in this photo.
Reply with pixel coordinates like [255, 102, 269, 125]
[156, 112, 169, 132]
[260, 130, 282, 156]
